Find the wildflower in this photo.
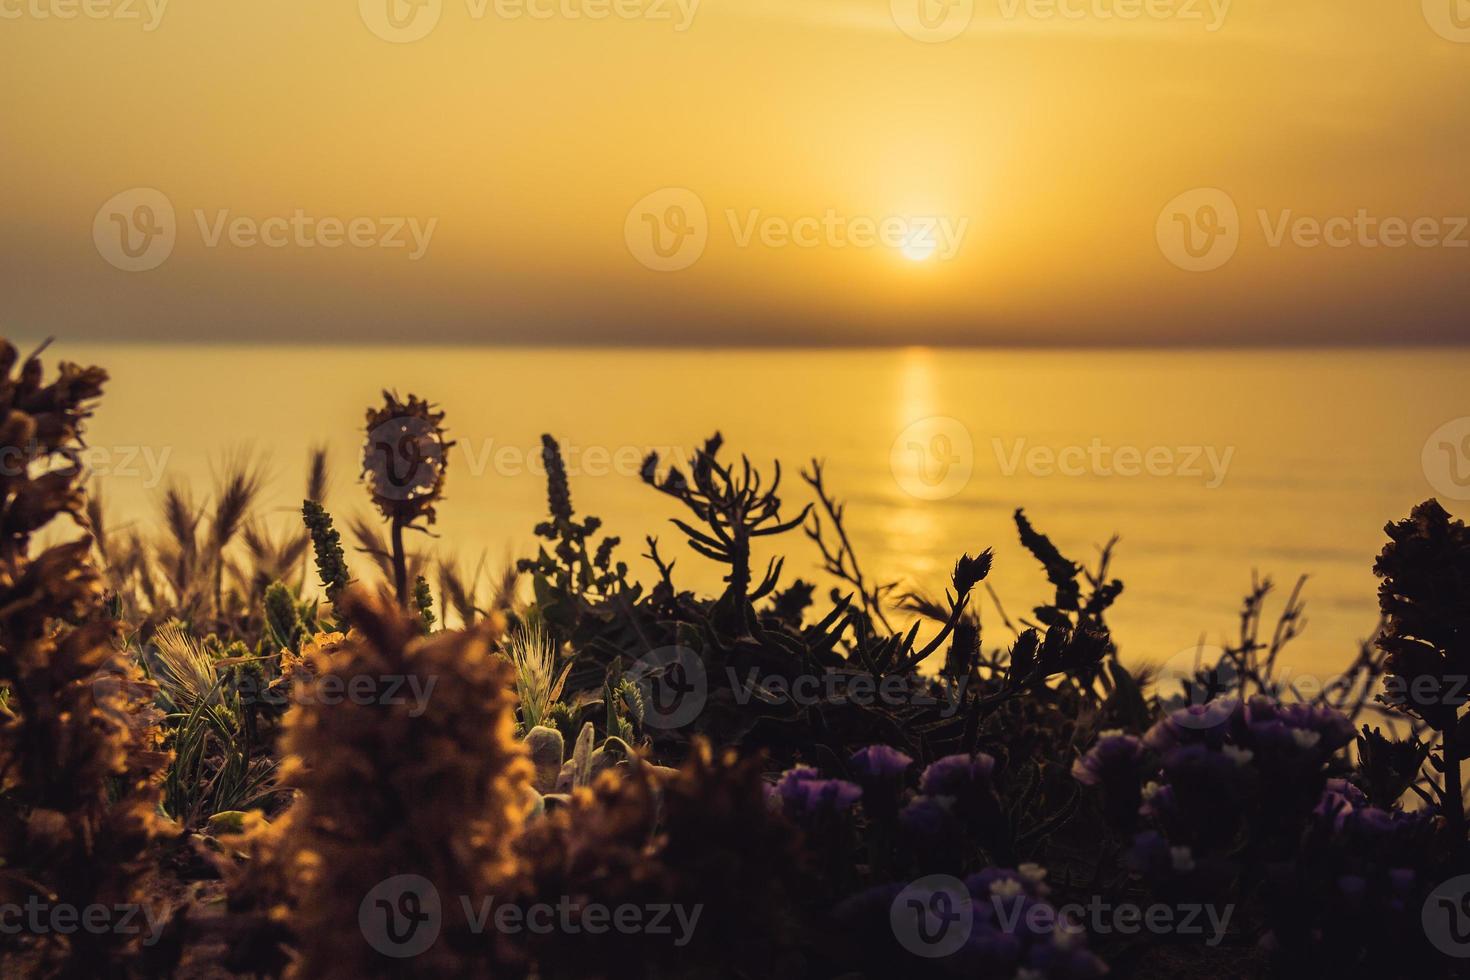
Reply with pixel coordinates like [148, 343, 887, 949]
[1241, 697, 1354, 755]
[1143, 696, 1240, 750]
[1071, 731, 1143, 787]
[1018, 863, 1048, 886]
[1170, 845, 1196, 873]
[897, 794, 956, 837]
[0, 344, 170, 976]
[539, 434, 574, 523]
[302, 498, 349, 604]
[1072, 731, 1145, 831]
[222, 589, 532, 978]
[361, 391, 452, 602]
[991, 877, 1024, 899]
[920, 751, 997, 797]
[849, 744, 912, 820]
[952, 549, 993, 594]
[774, 765, 861, 820]
[1221, 744, 1254, 765]
[361, 391, 450, 524]
[1291, 729, 1321, 750]
[849, 744, 914, 782]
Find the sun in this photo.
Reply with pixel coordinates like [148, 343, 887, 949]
[899, 230, 938, 262]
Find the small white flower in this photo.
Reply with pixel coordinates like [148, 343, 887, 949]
[1051, 921, 1084, 949]
[1170, 846, 1196, 873]
[1291, 729, 1322, 750]
[1222, 745, 1254, 765]
[1018, 862, 1048, 884]
[1098, 728, 1124, 739]
[990, 878, 1024, 899]
[1141, 780, 1163, 802]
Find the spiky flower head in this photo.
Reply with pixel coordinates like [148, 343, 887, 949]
[222, 589, 533, 978]
[539, 433, 573, 523]
[361, 390, 452, 526]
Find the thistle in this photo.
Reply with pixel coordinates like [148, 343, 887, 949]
[361, 391, 452, 605]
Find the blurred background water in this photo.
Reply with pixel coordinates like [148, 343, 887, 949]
[68, 342, 1470, 680]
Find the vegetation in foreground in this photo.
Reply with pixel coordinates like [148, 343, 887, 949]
[1, 339, 1468, 978]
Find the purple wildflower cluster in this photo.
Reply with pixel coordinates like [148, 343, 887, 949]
[1261, 775, 1438, 972]
[1071, 693, 1449, 971]
[773, 764, 862, 820]
[835, 865, 1107, 979]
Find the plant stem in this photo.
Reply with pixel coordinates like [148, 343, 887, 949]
[1445, 715, 1465, 838]
[391, 518, 408, 605]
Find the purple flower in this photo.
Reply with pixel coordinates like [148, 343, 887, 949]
[898, 794, 956, 837]
[1242, 697, 1355, 754]
[1143, 697, 1240, 750]
[850, 744, 914, 782]
[1071, 731, 1144, 787]
[775, 765, 861, 817]
[1315, 778, 1369, 831]
[919, 752, 996, 798]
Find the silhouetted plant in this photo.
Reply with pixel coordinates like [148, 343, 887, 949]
[0, 342, 173, 978]
[642, 433, 811, 634]
[1374, 498, 1470, 836]
[302, 498, 349, 606]
[218, 588, 533, 978]
[517, 434, 627, 605]
[361, 391, 452, 605]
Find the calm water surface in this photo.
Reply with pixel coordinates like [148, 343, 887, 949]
[70, 344, 1470, 680]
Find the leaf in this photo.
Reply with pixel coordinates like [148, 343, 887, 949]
[571, 721, 595, 789]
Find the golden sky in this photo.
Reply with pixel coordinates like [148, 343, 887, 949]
[2, 0, 1468, 345]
